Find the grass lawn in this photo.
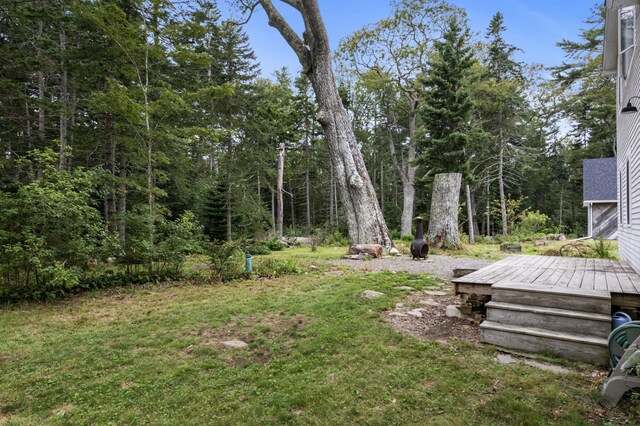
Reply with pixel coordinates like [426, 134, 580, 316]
[1, 268, 636, 425]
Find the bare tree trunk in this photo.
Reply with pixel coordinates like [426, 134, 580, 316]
[380, 160, 384, 212]
[329, 164, 334, 226]
[58, 20, 68, 170]
[559, 184, 564, 232]
[387, 105, 417, 236]
[466, 183, 475, 244]
[428, 173, 462, 249]
[485, 179, 491, 236]
[271, 185, 276, 234]
[226, 137, 232, 241]
[118, 143, 127, 246]
[257, 0, 392, 248]
[277, 143, 285, 237]
[498, 129, 508, 236]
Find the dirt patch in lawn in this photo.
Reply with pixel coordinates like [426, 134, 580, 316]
[383, 285, 480, 345]
[179, 314, 307, 364]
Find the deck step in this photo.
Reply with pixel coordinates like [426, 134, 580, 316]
[486, 301, 611, 336]
[481, 321, 608, 364]
[491, 282, 611, 315]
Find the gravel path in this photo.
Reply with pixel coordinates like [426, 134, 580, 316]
[327, 255, 494, 281]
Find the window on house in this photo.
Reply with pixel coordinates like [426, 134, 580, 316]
[627, 160, 632, 224]
[621, 6, 636, 79]
[620, 170, 624, 224]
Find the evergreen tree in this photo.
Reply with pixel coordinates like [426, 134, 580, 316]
[417, 15, 475, 176]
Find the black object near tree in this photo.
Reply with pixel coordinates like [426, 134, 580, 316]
[410, 217, 429, 260]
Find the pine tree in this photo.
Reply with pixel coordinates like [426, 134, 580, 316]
[418, 15, 475, 175]
[202, 182, 228, 241]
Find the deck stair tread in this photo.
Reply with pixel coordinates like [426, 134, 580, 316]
[480, 321, 608, 347]
[485, 301, 611, 322]
[491, 282, 610, 299]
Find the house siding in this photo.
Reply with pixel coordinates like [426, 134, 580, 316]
[618, 17, 640, 273]
[591, 202, 618, 239]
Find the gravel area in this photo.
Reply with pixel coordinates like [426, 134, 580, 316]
[327, 254, 494, 281]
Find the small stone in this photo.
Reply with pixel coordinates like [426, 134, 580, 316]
[389, 312, 408, 317]
[396, 303, 404, 308]
[221, 340, 248, 349]
[407, 310, 423, 318]
[394, 286, 415, 291]
[420, 299, 440, 306]
[389, 247, 400, 256]
[445, 305, 465, 319]
[361, 290, 385, 299]
[424, 290, 448, 296]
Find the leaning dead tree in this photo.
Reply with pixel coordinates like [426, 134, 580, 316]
[241, 0, 393, 248]
[428, 173, 461, 249]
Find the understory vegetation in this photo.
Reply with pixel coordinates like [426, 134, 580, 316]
[1, 271, 635, 425]
[0, 0, 616, 299]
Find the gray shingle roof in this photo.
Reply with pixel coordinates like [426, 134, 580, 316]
[583, 157, 617, 202]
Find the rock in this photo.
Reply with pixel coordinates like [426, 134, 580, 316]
[445, 305, 465, 319]
[323, 270, 344, 277]
[389, 247, 400, 256]
[396, 303, 404, 308]
[221, 340, 248, 349]
[424, 290, 448, 296]
[394, 286, 415, 291]
[495, 353, 572, 374]
[389, 312, 408, 317]
[406, 310, 423, 318]
[500, 244, 522, 253]
[361, 290, 385, 299]
[533, 240, 548, 247]
[420, 299, 440, 306]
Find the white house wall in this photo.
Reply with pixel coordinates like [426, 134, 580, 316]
[618, 15, 640, 273]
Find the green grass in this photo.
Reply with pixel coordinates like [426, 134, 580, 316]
[430, 240, 620, 261]
[0, 271, 634, 425]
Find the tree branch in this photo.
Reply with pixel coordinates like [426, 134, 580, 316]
[258, 0, 311, 71]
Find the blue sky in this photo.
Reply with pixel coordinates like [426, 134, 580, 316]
[221, 0, 599, 78]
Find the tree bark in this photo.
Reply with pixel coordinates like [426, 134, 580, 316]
[466, 183, 475, 243]
[277, 143, 285, 237]
[118, 143, 127, 246]
[386, 105, 417, 236]
[498, 128, 508, 236]
[329, 164, 334, 226]
[257, 0, 392, 248]
[58, 19, 68, 170]
[428, 173, 462, 249]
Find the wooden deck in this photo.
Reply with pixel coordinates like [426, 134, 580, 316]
[453, 255, 640, 308]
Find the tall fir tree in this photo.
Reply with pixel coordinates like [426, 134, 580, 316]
[417, 15, 475, 176]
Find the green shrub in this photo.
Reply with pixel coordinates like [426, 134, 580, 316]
[208, 241, 244, 281]
[400, 234, 414, 243]
[266, 238, 286, 251]
[253, 258, 301, 277]
[592, 238, 616, 260]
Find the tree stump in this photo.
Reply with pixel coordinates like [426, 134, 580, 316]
[348, 244, 383, 259]
[428, 173, 462, 249]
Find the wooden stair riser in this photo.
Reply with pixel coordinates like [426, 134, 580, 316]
[481, 326, 608, 364]
[486, 305, 611, 336]
[492, 288, 610, 315]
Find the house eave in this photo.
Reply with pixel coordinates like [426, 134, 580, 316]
[603, 0, 640, 74]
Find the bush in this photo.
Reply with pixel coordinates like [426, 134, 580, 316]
[253, 258, 301, 278]
[592, 238, 616, 260]
[266, 238, 286, 251]
[400, 234, 414, 243]
[208, 241, 244, 282]
[0, 149, 106, 300]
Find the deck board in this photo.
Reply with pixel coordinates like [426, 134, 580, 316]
[451, 254, 640, 308]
